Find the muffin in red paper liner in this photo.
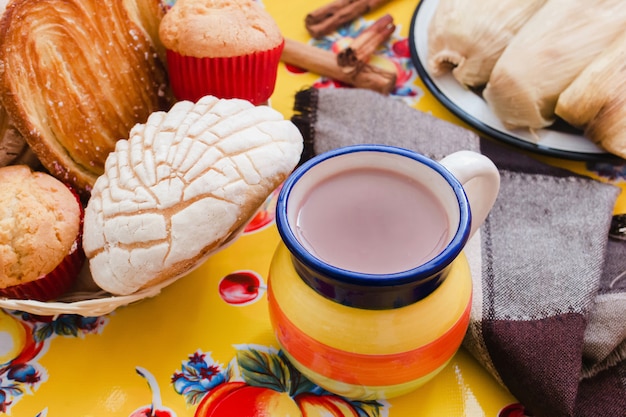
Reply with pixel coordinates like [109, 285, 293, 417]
[165, 40, 284, 104]
[0, 165, 85, 302]
[159, 0, 284, 105]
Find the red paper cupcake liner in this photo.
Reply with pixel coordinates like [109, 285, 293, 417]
[167, 40, 285, 105]
[0, 237, 85, 302]
[0, 185, 85, 302]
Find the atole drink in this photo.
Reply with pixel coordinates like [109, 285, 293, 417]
[294, 167, 449, 274]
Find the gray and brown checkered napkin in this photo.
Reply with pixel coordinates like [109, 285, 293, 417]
[291, 87, 626, 417]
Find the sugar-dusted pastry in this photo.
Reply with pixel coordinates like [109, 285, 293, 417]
[0, 165, 84, 301]
[123, 0, 169, 63]
[159, 0, 284, 105]
[0, 0, 174, 197]
[83, 96, 303, 295]
[427, 0, 546, 88]
[0, 0, 39, 169]
[0, 108, 39, 168]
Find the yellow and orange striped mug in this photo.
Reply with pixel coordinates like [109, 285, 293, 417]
[268, 145, 500, 400]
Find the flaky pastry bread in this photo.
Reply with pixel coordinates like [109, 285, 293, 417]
[0, 0, 39, 169]
[0, 0, 174, 197]
[83, 96, 304, 295]
[123, 0, 168, 63]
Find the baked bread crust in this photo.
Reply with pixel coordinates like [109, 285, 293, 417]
[0, 165, 81, 289]
[0, 0, 39, 169]
[159, 0, 283, 58]
[0, 0, 174, 197]
[83, 96, 303, 295]
[123, 0, 168, 63]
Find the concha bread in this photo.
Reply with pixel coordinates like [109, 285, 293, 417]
[83, 95, 304, 295]
[0, 0, 174, 197]
[158, 0, 283, 58]
[0, 165, 81, 289]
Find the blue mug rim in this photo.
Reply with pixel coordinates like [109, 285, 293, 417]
[276, 144, 471, 288]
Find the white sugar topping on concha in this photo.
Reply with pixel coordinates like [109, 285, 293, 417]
[83, 95, 303, 295]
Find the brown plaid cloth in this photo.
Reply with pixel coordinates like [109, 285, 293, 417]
[291, 87, 626, 417]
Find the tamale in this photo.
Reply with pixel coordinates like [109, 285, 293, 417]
[555, 32, 626, 159]
[483, 0, 626, 131]
[427, 0, 546, 88]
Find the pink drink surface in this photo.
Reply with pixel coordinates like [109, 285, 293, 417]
[295, 167, 450, 274]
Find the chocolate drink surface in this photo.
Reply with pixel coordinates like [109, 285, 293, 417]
[294, 167, 449, 274]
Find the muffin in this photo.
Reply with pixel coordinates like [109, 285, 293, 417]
[159, 0, 284, 105]
[0, 165, 85, 301]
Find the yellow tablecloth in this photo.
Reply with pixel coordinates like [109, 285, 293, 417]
[2, 1, 624, 416]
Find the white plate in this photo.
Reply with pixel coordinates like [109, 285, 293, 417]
[408, 0, 615, 161]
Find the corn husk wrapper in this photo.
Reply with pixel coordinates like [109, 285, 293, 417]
[427, 0, 547, 88]
[555, 32, 626, 159]
[483, 0, 626, 131]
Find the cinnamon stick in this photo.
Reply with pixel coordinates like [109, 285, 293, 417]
[337, 14, 395, 70]
[281, 38, 396, 95]
[305, 0, 392, 39]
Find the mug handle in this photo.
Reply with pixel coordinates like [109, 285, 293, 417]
[439, 150, 500, 239]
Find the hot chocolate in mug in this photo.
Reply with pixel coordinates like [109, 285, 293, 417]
[268, 144, 500, 400]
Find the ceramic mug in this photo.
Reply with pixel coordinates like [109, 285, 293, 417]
[268, 144, 500, 400]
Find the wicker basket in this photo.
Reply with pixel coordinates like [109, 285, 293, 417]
[0, 273, 181, 317]
[0, 225, 245, 317]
